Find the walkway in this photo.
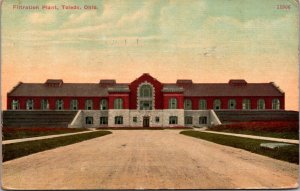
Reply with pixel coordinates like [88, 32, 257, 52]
[2, 130, 97, 145]
[2, 130, 298, 189]
[194, 128, 299, 144]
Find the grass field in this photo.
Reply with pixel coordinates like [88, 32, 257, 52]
[180, 130, 299, 164]
[209, 121, 299, 140]
[3, 127, 89, 140]
[3, 130, 112, 162]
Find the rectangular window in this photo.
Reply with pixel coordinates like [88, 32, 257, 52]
[115, 116, 123, 124]
[184, 116, 193, 124]
[85, 116, 93, 124]
[199, 116, 207, 124]
[169, 116, 178, 124]
[133, 117, 137, 123]
[139, 101, 152, 110]
[100, 117, 108, 125]
[155, 117, 160, 123]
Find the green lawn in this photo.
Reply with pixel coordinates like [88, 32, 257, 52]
[3, 127, 89, 140]
[180, 130, 299, 164]
[207, 129, 299, 140]
[208, 121, 299, 140]
[3, 130, 112, 162]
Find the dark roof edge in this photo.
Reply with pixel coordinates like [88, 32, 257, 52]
[7, 82, 23, 95]
[270, 82, 285, 94]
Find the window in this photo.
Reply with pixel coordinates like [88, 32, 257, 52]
[169, 116, 178, 124]
[100, 117, 108, 125]
[40, 99, 49, 110]
[184, 116, 193, 124]
[242, 99, 251, 110]
[56, 99, 64, 110]
[139, 101, 152, 110]
[213, 99, 221, 110]
[11, 100, 19, 110]
[168, 98, 178, 109]
[85, 99, 93, 110]
[114, 98, 123, 109]
[100, 99, 108, 110]
[140, 84, 152, 98]
[257, 99, 265, 110]
[85, 116, 93, 124]
[26, 99, 34, 110]
[184, 99, 192, 110]
[133, 117, 137, 123]
[115, 116, 123, 124]
[199, 116, 207, 124]
[138, 84, 153, 110]
[228, 99, 236, 109]
[272, 99, 280, 110]
[155, 117, 160, 123]
[199, 99, 207, 110]
[70, 99, 78, 110]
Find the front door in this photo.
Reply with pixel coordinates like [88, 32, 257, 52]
[143, 116, 150, 127]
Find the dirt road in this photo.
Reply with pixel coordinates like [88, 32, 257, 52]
[2, 130, 298, 189]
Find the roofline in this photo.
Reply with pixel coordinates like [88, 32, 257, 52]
[182, 95, 285, 97]
[7, 82, 23, 96]
[270, 82, 285, 95]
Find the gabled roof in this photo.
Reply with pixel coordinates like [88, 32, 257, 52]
[8, 75, 284, 97]
[8, 83, 109, 97]
[179, 83, 284, 97]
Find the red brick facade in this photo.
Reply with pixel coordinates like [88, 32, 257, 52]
[7, 73, 285, 110]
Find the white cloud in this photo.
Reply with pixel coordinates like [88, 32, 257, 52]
[66, 12, 97, 26]
[28, 13, 56, 24]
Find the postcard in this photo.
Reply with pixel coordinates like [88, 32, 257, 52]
[1, 0, 299, 189]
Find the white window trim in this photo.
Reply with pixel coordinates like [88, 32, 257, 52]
[168, 98, 178, 109]
[137, 82, 155, 110]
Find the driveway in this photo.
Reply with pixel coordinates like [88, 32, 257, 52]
[2, 130, 298, 189]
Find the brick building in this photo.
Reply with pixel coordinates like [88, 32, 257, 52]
[7, 73, 284, 128]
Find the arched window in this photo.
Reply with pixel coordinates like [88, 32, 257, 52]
[199, 99, 207, 110]
[114, 98, 123, 109]
[140, 84, 152, 98]
[11, 100, 19, 110]
[213, 99, 221, 110]
[138, 84, 153, 110]
[184, 99, 192, 110]
[26, 99, 34, 110]
[56, 99, 64, 110]
[272, 99, 280, 110]
[228, 99, 236, 109]
[41, 99, 49, 110]
[242, 99, 251, 110]
[168, 98, 178, 109]
[257, 99, 265, 110]
[85, 99, 93, 110]
[70, 99, 78, 110]
[100, 99, 108, 110]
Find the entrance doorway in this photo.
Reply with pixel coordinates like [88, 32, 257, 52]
[143, 116, 150, 127]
